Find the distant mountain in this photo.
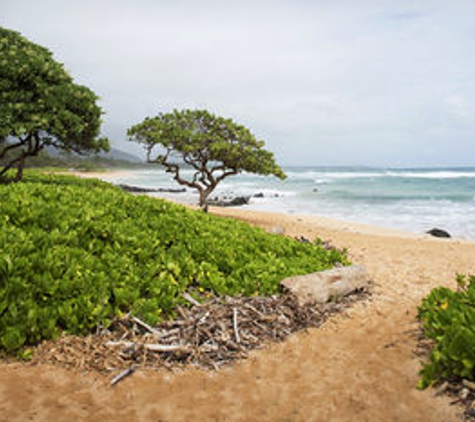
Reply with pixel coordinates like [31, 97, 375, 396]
[17, 145, 148, 170]
[99, 148, 143, 163]
[43, 146, 143, 163]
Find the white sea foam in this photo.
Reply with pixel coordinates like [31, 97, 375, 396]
[103, 166, 475, 240]
[384, 170, 475, 179]
[285, 171, 384, 181]
[284, 169, 475, 183]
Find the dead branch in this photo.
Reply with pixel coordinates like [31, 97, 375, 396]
[105, 340, 189, 353]
[182, 292, 202, 307]
[110, 365, 137, 386]
[232, 307, 241, 343]
[131, 315, 158, 334]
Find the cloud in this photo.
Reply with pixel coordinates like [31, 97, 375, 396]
[1, 0, 475, 166]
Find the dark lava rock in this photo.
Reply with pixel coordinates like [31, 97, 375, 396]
[119, 184, 186, 193]
[426, 228, 451, 238]
[229, 196, 250, 206]
[208, 196, 250, 207]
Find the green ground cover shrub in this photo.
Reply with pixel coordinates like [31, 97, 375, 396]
[418, 275, 475, 389]
[0, 173, 348, 351]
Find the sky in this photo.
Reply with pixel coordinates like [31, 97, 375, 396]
[1, 0, 475, 167]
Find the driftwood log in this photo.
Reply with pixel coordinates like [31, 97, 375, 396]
[280, 265, 370, 306]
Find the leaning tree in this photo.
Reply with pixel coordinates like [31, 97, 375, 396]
[0, 27, 109, 181]
[128, 109, 286, 210]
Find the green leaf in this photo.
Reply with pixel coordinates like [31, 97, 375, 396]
[1, 326, 26, 351]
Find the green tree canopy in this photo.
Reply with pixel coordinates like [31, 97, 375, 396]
[0, 27, 109, 181]
[128, 109, 286, 210]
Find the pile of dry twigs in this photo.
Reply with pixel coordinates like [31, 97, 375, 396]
[32, 288, 369, 377]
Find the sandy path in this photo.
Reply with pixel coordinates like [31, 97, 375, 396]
[1, 208, 475, 421]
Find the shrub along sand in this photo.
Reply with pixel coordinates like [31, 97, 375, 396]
[0, 173, 347, 352]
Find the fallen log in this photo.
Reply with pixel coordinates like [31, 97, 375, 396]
[280, 265, 371, 305]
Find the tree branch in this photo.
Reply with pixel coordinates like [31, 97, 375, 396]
[195, 150, 216, 187]
[216, 170, 238, 184]
[0, 157, 18, 177]
[153, 147, 205, 193]
[0, 136, 28, 161]
[191, 171, 200, 185]
[182, 151, 214, 189]
[182, 152, 201, 172]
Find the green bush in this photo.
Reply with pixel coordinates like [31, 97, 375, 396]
[0, 173, 348, 351]
[417, 275, 475, 389]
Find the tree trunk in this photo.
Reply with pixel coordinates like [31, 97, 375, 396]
[199, 186, 216, 213]
[199, 190, 209, 213]
[14, 155, 25, 182]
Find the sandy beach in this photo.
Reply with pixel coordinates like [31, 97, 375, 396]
[1, 205, 475, 421]
[52, 170, 138, 180]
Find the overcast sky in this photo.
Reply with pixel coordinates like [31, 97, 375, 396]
[2, 0, 475, 167]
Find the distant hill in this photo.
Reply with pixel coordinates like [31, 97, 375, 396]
[13, 146, 148, 171]
[98, 148, 143, 163]
[43, 146, 143, 163]
[1, 139, 147, 172]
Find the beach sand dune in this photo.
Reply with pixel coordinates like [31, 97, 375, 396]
[1, 208, 474, 421]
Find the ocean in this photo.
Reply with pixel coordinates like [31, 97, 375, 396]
[108, 167, 475, 240]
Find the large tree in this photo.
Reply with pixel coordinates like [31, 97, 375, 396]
[128, 109, 286, 210]
[0, 27, 109, 181]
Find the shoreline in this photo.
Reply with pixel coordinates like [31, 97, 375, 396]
[66, 168, 475, 242]
[212, 206, 423, 239]
[210, 206, 475, 247]
[51, 169, 138, 179]
[3, 172, 475, 420]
